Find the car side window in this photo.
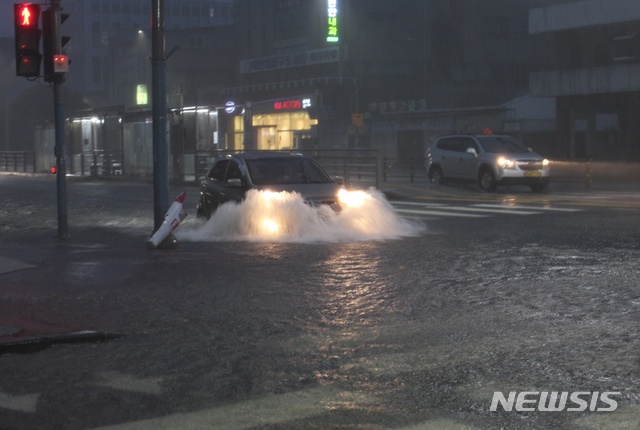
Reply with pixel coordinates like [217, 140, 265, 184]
[226, 161, 242, 181]
[209, 160, 229, 181]
[442, 138, 466, 152]
[453, 139, 465, 152]
[461, 139, 479, 153]
[438, 138, 458, 152]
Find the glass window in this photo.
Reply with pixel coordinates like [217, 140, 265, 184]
[246, 158, 332, 186]
[209, 160, 229, 181]
[477, 136, 529, 153]
[277, 113, 291, 131]
[226, 162, 242, 180]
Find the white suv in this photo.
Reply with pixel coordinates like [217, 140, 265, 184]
[426, 134, 551, 192]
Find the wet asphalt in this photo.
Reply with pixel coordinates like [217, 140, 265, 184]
[0, 174, 640, 429]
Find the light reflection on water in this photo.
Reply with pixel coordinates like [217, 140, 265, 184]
[313, 246, 397, 331]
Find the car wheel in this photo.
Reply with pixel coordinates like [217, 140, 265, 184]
[429, 166, 444, 185]
[196, 195, 209, 219]
[196, 194, 220, 220]
[478, 168, 497, 192]
[530, 183, 548, 193]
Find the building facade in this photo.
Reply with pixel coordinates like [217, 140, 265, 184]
[206, 0, 561, 164]
[31, 0, 594, 177]
[62, 0, 234, 107]
[530, 0, 640, 161]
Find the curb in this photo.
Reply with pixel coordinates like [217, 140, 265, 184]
[0, 318, 121, 355]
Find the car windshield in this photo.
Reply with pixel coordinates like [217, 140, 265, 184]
[246, 157, 333, 185]
[477, 136, 530, 154]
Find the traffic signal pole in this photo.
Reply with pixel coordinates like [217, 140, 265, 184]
[51, 0, 68, 238]
[151, 0, 169, 232]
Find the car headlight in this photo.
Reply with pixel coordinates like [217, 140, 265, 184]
[337, 188, 369, 208]
[542, 159, 550, 167]
[497, 156, 516, 169]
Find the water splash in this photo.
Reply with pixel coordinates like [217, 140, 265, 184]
[178, 188, 423, 243]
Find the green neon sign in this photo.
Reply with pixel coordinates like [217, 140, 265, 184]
[327, 0, 339, 43]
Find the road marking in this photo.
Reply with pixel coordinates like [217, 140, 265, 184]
[0, 256, 36, 275]
[441, 205, 541, 215]
[90, 385, 373, 430]
[390, 200, 588, 219]
[388, 201, 449, 207]
[394, 208, 487, 218]
[0, 391, 40, 413]
[472, 204, 582, 212]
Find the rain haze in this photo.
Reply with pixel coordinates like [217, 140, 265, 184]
[2, 1, 640, 429]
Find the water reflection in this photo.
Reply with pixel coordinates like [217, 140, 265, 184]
[313, 245, 397, 331]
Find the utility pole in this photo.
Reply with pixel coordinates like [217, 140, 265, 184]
[151, 0, 169, 232]
[50, 0, 68, 238]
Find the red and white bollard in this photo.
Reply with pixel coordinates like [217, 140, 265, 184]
[146, 191, 188, 249]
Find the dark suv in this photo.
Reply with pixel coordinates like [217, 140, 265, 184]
[196, 152, 342, 219]
[426, 134, 551, 192]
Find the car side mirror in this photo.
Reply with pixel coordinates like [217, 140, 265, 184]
[466, 147, 478, 157]
[226, 178, 243, 188]
[333, 176, 345, 186]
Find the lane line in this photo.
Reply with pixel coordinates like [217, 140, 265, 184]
[434, 205, 542, 215]
[0, 391, 40, 413]
[390, 201, 449, 207]
[90, 385, 371, 430]
[472, 204, 582, 212]
[394, 208, 487, 218]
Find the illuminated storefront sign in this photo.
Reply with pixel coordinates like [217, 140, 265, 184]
[327, 0, 339, 43]
[273, 98, 312, 111]
[136, 84, 148, 105]
[251, 96, 316, 115]
[225, 101, 236, 114]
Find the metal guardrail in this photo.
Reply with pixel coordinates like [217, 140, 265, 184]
[551, 159, 640, 190]
[0, 151, 35, 173]
[68, 151, 124, 177]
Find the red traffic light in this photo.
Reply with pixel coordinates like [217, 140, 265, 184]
[15, 4, 40, 29]
[51, 166, 57, 174]
[14, 3, 42, 77]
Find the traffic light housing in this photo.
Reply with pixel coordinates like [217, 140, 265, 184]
[42, 7, 70, 82]
[14, 3, 42, 77]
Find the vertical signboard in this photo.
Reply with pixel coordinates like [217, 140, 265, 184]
[327, 0, 339, 43]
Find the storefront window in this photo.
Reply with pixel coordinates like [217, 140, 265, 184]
[232, 116, 244, 151]
[252, 111, 317, 151]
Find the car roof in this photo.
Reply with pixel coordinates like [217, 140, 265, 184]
[231, 151, 307, 161]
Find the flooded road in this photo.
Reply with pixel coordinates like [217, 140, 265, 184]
[1, 175, 639, 429]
